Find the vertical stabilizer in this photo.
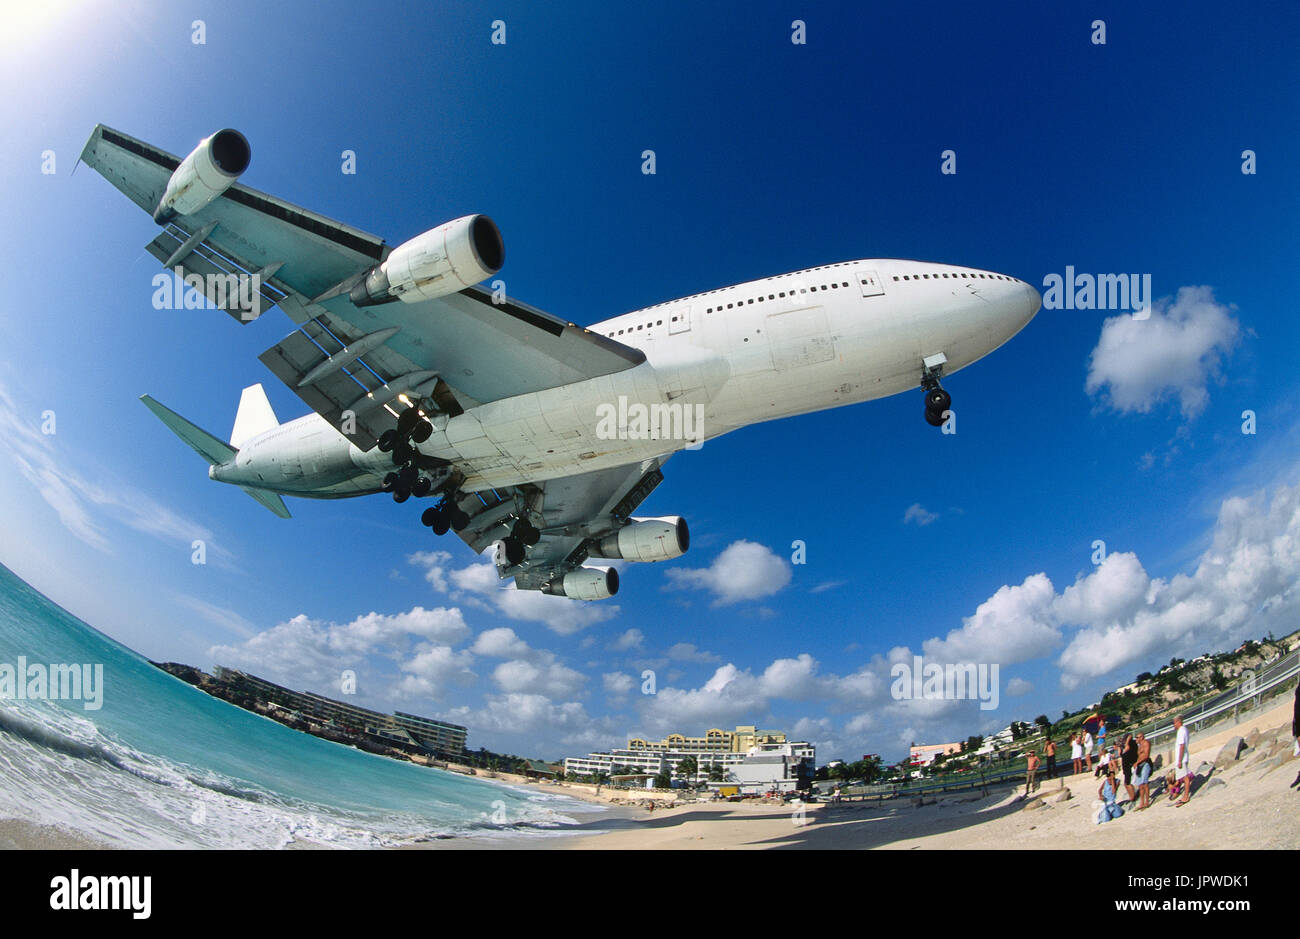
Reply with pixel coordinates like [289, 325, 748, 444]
[231, 383, 279, 448]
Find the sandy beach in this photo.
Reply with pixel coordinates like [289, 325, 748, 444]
[549, 698, 1300, 850]
[2, 698, 1293, 850]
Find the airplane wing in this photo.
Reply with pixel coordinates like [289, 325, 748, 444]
[81, 124, 645, 448]
[455, 455, 670, 591]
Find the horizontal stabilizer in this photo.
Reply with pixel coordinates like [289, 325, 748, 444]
[239, 486, 291, 518]
[140, 395, 236, 466]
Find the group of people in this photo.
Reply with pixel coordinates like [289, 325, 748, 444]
[1024, 716, 1194, 822]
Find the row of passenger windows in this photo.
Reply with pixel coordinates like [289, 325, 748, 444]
[600, 267, 1020, 337]
[704, 280, 851, 315]
[897, 271, 1019, 283]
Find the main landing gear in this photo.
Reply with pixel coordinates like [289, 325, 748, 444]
[420, 497, 471, 536]
[497, 517, 541, 566]
[377, 405, 443, 503]
[920, 360, 952, 427]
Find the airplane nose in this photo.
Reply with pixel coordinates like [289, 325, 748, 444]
[1019, 281, 1041, 324]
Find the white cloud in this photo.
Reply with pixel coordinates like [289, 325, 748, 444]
[666, 642, 719, 663]
[209, 605, 472, 692]
[1055, 478, 1300, 687]
[609, 628, 645, 651]
[1006, 677, 1033, 697]
[0, 380, 230, 562]
[921, 573, 1061, 666]
[602, 671, 635, 696]
[903, 503, 939, 526]
[470, 626, 531, 659]
[664, 540, 792, 605]
[1086, 285, 1240, 419]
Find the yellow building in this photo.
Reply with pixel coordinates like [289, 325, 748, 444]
[626, 725, 789, 754]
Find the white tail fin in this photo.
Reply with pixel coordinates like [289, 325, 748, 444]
[230, 383, 279, 448]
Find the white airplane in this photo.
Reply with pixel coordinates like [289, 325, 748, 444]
[82, 126, 1039, 600]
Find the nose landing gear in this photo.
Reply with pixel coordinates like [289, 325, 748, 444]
[920, 356, 951, 427]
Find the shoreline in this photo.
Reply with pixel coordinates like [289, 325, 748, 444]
[3, 698, 1293, 851]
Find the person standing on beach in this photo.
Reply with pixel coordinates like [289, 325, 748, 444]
[1071, 734, 1083, 775]
[1290, 681, 1299, 790]
[1025, 751, 1040, 795]
[1120, 733, 1137, 804]
[1134, 732, 1152, 809]
[1045, 737, 1057, 779]
[1082, 728, 1094, 773]
[1173, 716, 1192, 806]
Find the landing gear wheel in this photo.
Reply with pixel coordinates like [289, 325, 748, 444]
[502, 536, 525, 566]
[377, 429, 399, 453]
[412, 476, 432, 498]
[431, 513, 451, 536]
[393, 488, 410, 504]
[398, 465, 418, 489]
[925, 388, 951, 413]
[411, 420, 433, 444]
[514, 520, 541, 546]
[396, 407, 421, 434]
[381, 472, 399, 492]
[391, 441, 413, 466]
[450, 508, 470, 532]
[925, 406, 946, 427]
[421, 507, 440, 527]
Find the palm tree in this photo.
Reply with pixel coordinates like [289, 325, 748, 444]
[676, 755, 699, 784]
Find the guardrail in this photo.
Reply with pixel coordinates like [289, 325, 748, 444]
[1136, 649, 1298, 747]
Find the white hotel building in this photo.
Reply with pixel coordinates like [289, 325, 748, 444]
[564, 725, 815, 790]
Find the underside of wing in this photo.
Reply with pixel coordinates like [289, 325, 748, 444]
[84, 124, 646, 446]
[453, 456, 670, 592]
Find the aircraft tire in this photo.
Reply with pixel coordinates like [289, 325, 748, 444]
[377, 429, 399, 453]
[396, 407, 421, 434]
[925, 406, 946, 427]
[502, 536, 525, 566]
[925, 388, 951, 413]
[411, 421, 433, 444]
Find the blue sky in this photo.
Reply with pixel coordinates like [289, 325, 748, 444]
[1, 0, 1298, 762]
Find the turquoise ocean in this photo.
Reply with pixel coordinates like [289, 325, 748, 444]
[0, 563, 604, 847]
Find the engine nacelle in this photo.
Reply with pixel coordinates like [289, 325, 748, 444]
[153, 129, 250, 223]
[350, 215, 504, 307]
[542, 567, 619, 601]
[593, 516, 689, 563]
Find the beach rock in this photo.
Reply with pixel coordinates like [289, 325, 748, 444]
[1050, 788, 1072, 804]
[1022, 798, 1046, 812]
[1214, 737, 1245, 768]
[1244, 728, 1262, 748]
[1195, 762, 1214, 778]
[1199, 778, 1227, 794]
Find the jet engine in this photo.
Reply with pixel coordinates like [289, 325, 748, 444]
[152, 129, 250, 223]
[542, 567, 619, 601]
[593, 516, 689, 562]
[350, 215, 504, 307]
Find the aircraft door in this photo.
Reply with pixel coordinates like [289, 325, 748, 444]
[669, 303, 691, 334]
